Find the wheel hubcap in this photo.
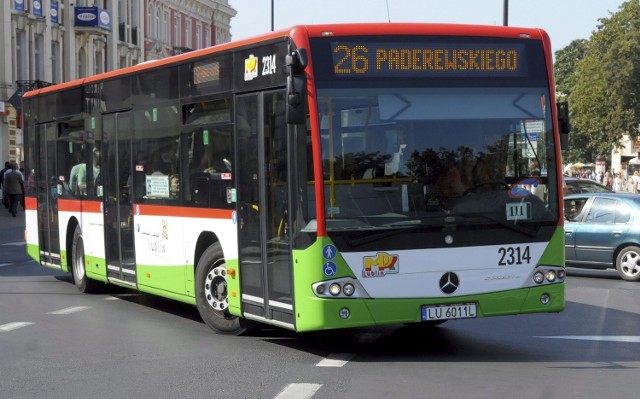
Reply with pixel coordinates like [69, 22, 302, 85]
[74, 238, 85, 281]
[204, 265, 228, 311]
[621, 251, 640, 277]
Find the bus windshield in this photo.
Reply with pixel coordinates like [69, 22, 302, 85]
[310, 36, 559, 237]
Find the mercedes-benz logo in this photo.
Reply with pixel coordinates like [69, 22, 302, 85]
[439, 272, 460, 294]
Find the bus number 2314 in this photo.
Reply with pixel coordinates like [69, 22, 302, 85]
[498, 246, 531, 266]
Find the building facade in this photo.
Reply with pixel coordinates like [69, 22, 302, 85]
[0, 0, 236, 166]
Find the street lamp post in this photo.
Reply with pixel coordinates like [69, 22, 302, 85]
[503, 0, 508, 26]
[271, 0, 274, 31]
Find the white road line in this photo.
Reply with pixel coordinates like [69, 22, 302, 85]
[0, 263, 12, 268]
[0, 241, 26, 246]
[274, 383, 322, 399]
[0, 322, 34, 332]
[536, 335, 640, 343]
[48, 306, 91, 315]
[316, 353, 355, 367]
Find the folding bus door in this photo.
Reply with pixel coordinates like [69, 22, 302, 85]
[102, 112, 137, 286]
[35, 123, 62, 268]
[236, 90, 294, 329]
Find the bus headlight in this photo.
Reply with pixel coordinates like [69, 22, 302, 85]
[533, 271, 545, 284]
[343, 283, 355, 296]
[545, 270, 557, 282]
[329, 283, 341, 296]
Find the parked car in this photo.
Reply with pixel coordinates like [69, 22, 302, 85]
[563, 176, 611, 194]
[564, 192, 640, 281]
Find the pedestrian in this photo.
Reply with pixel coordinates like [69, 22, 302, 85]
[4, 163, 24, 217]
[0, 161, 10, 208]
[603, 171, 613, 189]
[612, 171, 625, 192]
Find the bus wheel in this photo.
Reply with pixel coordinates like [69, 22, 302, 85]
[195, 243, 247, 335]
[71, 225, 100, 293]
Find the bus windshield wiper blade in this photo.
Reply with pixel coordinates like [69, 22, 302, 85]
[455, 213, 538, 237]
[346, 225, 418, 247]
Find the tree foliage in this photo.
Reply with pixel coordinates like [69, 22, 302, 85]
[554, 0, 640, 162]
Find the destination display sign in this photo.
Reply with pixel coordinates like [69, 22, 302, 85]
[330, 42, 526, 78]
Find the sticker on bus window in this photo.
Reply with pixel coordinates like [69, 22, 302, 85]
[506, 202, 531, 221]
[244, 54, 258, 81]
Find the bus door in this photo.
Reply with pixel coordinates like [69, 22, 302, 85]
[236, 90, 294, 328]
[102, 112, 137, 287]
[35, 123, 61, 268]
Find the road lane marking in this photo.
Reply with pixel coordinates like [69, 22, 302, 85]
[48, 306, 91, 315]
[0, 263, 12, 268]
[0, 322, 34, 332]
[536, 335, 640, 343]
[274, 383, 322, 399]
[315, 353, 355, 367]
[0, 241, 26, 246]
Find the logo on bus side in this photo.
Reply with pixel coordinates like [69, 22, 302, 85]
[244, 54, 258, 81]
[362, 252, 399, 277]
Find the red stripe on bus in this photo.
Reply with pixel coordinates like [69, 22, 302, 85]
[24, 196, 37, 211]
[136, 204, 233, 219]
[58, 199, 102, 213]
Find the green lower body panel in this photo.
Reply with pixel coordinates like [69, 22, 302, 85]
[294, 283, 564, 332]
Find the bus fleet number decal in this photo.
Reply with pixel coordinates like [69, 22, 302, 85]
[498, 246, 531, 266]
[262, 54, 277, 76]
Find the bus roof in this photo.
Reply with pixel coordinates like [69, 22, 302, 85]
[22, 22, 548, 99]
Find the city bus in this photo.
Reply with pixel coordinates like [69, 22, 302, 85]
[22, 23, 568, 335]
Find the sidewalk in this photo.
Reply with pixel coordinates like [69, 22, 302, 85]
[0, 200, 26, 244]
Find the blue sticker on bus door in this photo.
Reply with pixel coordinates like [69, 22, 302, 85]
[323, 261, 337, 277]
[323, 244, 337, 260]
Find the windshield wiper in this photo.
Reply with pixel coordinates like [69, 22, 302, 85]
[454, 212, 538, 237]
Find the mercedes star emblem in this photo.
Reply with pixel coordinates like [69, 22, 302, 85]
[439, 272, 460, 294]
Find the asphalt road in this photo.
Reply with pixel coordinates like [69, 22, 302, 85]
[1, 210, 638, 399]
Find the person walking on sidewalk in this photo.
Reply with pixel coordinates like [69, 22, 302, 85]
[0, 161, 10, 208]
[4, 163, 24, 217]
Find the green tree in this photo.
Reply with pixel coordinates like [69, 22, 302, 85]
[566, 0, 640, 161]
[554, 39, 587, 98]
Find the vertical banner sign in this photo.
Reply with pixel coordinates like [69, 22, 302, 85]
[51, 2, 59, 24]
[32, 0, 42, 17]
[15, 0, 25, 12]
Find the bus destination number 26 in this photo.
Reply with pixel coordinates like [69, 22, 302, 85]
[498, 246, 531, 266]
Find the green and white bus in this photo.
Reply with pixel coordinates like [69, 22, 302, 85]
[23, 23, 567, 334]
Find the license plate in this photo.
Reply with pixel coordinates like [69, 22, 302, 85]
[422, 303, 477, 321]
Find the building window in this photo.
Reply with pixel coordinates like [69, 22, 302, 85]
[185, 18, 191, 48]
[95, 49, 103, 75]
[15, 30, 26, 81]
[155, 8, 161, 39]
[147, 4, 153, 37]
[52, 42, 60, 83]
[34, 35, 44, 80]
[174, 14, 180, 46]
[78, 48, 87, 78]
[205, 26, 211, 47]
[196, 23, 201, 49]
[163, 10, 169, 43]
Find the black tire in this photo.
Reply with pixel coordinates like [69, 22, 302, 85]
[71, 225, 101, 293]
[615, 246, 640, 281]
[195, 243, 249, 335]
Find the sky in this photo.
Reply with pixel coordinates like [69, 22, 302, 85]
[228, 0, 627, 55]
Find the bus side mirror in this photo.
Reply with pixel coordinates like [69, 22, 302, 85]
[286, 48, 308, 125]
[557, 102, 570, 150]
